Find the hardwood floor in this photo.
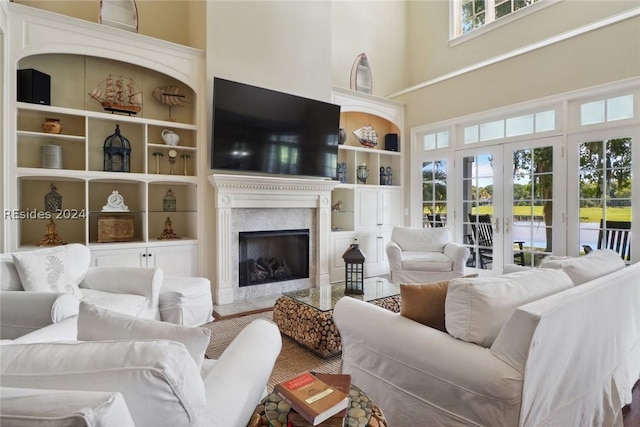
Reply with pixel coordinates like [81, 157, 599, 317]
[623, 380, 640, 427]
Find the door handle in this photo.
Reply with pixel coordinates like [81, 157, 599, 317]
[494, 217, 500, 233]
[504, 217, 510, 233]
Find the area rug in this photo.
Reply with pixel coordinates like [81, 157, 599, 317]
[203, 311, 340, 391]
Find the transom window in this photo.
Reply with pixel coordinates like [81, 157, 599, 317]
[463, 109, 555, 144]
[455, 0, 541, 36]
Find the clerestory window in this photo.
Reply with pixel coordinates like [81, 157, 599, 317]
[454, 0, 541, 36]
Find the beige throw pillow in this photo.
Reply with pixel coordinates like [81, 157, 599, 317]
[77, 302, 211, 367]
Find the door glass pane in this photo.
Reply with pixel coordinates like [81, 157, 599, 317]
[511, 145, 554, 266]
[462, 154, 494, 270]
[422, 160, 448, 227]
[578, 137, 632, 262]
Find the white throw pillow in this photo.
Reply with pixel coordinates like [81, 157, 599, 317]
[12, 250, 83, 299]
[538, 249, 626, 285]
[445, 269, 573, 347]
[77, 302, 211, 367]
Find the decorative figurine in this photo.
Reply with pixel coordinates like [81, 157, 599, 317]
[38, 218, 66, 246]
[158, 217, 181, 240]
[332, 200, 343, 212]
[168, 149, 177, 175]
[380, 166, 393, 185]
[152, 152, 163, 174]
[337, 162, 347, 183]
[180, 153, 191, 175]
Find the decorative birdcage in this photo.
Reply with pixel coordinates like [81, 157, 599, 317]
[163, 189, 176, 212]
[103, 124, 131, 172]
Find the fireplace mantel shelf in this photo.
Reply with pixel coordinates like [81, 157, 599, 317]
[208, 174, 339, 193]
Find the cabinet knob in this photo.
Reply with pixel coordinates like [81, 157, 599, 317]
[148, 253, 153, 257]
[142, 254, 146, 257]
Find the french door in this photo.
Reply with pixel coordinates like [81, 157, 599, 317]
[455, 136, 565, 271]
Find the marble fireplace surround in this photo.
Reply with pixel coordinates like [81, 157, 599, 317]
[208, 174, 339, 305]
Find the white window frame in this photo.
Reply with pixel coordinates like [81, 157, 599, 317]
[450, 0, 560, 45]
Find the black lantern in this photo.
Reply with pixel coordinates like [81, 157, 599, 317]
[342, 241, 365, 295]
[103, 124, 131, 172]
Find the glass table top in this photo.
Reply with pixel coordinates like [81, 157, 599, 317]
[281, 277, 399, 312]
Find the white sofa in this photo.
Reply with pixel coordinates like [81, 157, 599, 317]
[334, 250, 640, 426]
[1, 303, 282, 427]
[0, 244, 213, 339]
[386, 226, 470, 284]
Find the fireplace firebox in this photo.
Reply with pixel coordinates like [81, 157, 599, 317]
[239, 229, 310, 287]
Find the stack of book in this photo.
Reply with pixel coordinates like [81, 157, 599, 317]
[274, 371, 352, 426]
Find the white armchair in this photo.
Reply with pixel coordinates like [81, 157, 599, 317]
[386, 227, 469, 284]
[1, 315, 282, 427]
[0, 244, 163, 340]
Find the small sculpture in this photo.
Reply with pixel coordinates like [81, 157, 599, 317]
[38, 218, 66, 246]
[332, 200, 343, 212]
[337, 162, 347, 183]
[180, 153, 191, 175]
[158, 217, 181, 240]
[380, 166, 393, 185]
[168, 149, 177, 175]
[152, 152, 163, 174]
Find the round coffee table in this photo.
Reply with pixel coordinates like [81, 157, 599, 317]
[247, 384, 387, 427]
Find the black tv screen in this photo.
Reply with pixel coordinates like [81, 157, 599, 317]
[211, 78, 340, 179]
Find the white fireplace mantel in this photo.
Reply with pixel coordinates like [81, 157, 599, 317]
[208, 174, 339, 304]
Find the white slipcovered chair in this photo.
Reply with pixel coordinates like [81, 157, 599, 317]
[0, 244, 213, 340]
[386, 226, 470, 284]
[1, 303, 282, 427]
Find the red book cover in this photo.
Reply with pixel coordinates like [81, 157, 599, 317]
[274, 371, 349, 426]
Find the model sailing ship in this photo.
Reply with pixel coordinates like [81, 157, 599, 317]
[89, 75, 142, 115]
[153, 86, 188, 121]
[353, 124, 378, 148]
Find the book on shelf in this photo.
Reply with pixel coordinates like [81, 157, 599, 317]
[274, 371, 350, 426]
[286, 373, 352, 427]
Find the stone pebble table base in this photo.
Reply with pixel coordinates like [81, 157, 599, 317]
[248, 386, 388, 427]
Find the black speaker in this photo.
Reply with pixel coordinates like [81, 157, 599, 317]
[384, 133, 399, 152]
[17, 68, 51, 105]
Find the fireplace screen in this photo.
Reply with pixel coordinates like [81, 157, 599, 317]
[239, 229, 310, 287]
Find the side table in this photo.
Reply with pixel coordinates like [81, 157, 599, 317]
[247, 384, 388, 427]
[273, 278, 400, 358]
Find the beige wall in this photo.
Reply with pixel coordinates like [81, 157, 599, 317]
[397, 2, 640, 128]
[331, 0, 409, 97]
[13, 0, 199, 47]
[407, 0, 638, 85]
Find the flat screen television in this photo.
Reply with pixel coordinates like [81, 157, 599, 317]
[211, 77, 341, 179]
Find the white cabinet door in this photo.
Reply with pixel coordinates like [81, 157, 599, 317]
[380, 188, 402, 231]
[356, 188, 380, 233]
[91, 247, 147, 268]
[148, 244, 197, 276]
[91, 244, 197, 276]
